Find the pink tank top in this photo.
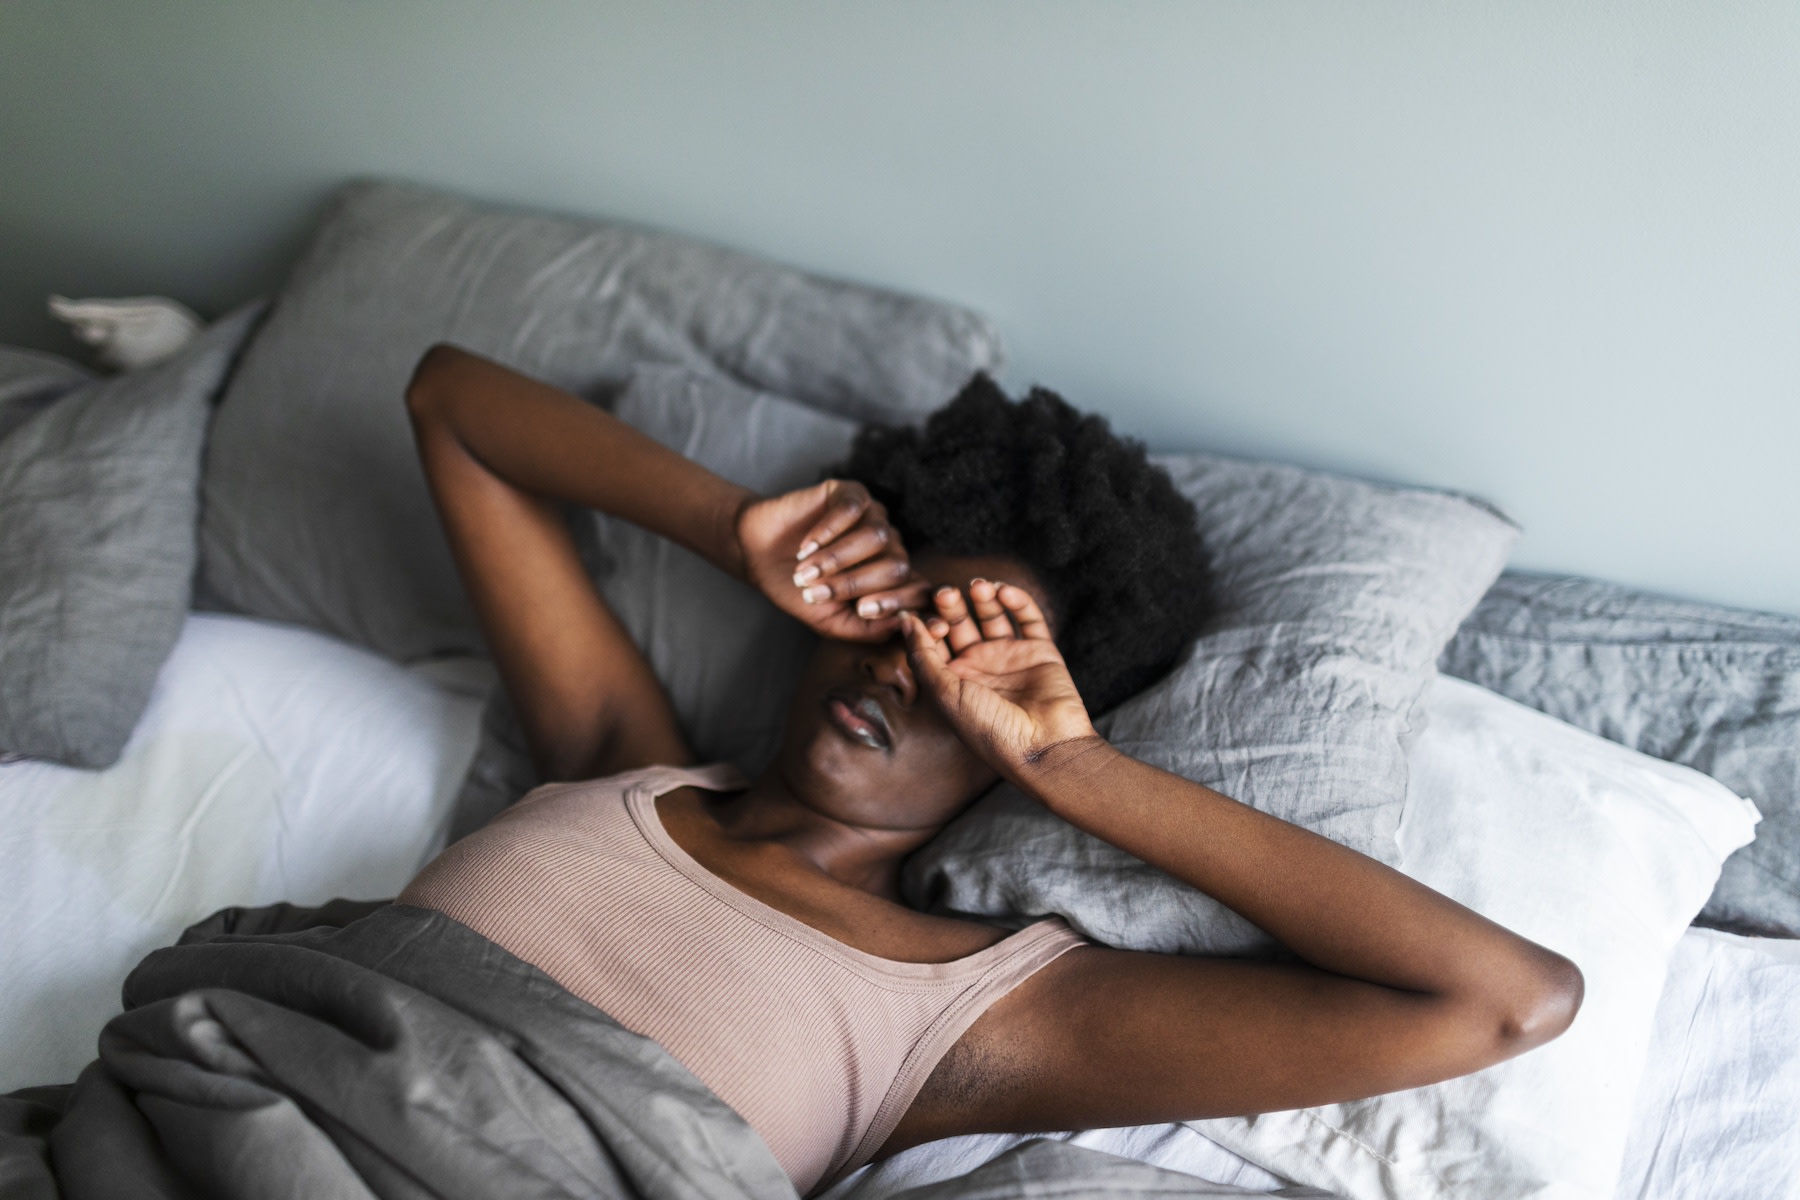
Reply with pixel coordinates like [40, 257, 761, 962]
[398, 763, 1084, 1194]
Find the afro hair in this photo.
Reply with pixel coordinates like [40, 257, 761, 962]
[839, 373, 1211, 715]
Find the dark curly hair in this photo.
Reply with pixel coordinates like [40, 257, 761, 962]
[839, 373, 1210, 715]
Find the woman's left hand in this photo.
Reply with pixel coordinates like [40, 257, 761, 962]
[899, 580, 1099, 779]
[736, 479, 932, 642]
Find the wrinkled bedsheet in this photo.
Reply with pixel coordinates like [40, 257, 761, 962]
[0, 903, 1306, 1200]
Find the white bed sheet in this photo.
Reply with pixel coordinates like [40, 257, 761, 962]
[0, 613, 486, 1091]
[822, 1124, 1296, 1199]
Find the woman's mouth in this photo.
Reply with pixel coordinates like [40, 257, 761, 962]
[824, 690, 893, 752]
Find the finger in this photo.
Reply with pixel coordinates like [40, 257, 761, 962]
[899, 611, 956, 696]
[796, 481, 869, 560]
[996, 583, 1053, 641]
[931, 586, 984, 653]
[966, 579, 1017, 641]
[853, 577, 935, 621]
[798, 557, 912, 606]
[793, 523, 892, 585]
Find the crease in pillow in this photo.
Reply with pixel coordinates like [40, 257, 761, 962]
[902, 453, 1518, 955]
[0, 303, 265, 768]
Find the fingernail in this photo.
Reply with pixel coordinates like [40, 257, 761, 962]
[802, 585, 830, 604]
[857, 598, 882, 618]
[793, 565, 820, 585]
[797, 541, 819, 560]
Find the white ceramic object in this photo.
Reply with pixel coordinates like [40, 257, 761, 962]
[48, 294, 203, 370]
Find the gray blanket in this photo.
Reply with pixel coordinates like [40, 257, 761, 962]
[0, 903, 1304, 1200]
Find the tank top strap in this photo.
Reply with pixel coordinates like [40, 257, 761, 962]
[642, 761, 750, 797]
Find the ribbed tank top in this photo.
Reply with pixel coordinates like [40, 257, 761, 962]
[397, 763, 1084, 1195]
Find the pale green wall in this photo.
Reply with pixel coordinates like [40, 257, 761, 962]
[4, 1, 1797, 614]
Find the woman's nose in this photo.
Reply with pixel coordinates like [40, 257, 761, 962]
[860, 638, 917, 707]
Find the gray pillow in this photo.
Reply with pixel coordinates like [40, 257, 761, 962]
[1442, 571, 1800, 937]
[0, 348, 92, 442]
[901, 457, 1519, 954]
[451, 365, 858, 838]
[0, 305, 264, 768]
[199, 180, 1002, 663]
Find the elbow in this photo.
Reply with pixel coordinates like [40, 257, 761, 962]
[404, 342, 473, 420]
[1496, 949, 1584, 1052]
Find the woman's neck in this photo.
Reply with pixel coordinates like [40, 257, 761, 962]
[701, 772, 946, 902]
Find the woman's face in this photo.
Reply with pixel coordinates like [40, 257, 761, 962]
[774, 550, 1058, 832]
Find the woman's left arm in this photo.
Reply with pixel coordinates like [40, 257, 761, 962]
[887, 582, 1582, 1145]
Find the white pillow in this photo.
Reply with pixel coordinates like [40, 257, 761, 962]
[1615, 928, 1800, 1200]
[0, 614, 485, 1092]
[1190, 675, 1760, 1200]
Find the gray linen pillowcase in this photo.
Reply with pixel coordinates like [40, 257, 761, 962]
[199, 180, 1001, 664]
[1442, 571, 1800, 937]
[0, 348, 93, 442]
[0, 305, 264, 768]
[451, 365, 857, 838]
[901, 456, 1519, 954]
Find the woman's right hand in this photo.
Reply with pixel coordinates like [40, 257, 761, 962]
[899, 580, 1100, 780]
[735, 479, 932, 642]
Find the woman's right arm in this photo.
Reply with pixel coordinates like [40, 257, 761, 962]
[404, 344, 924, 781]
[885, 583, 1583, 1147]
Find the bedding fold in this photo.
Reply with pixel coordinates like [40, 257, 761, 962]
[1, 903, 1251, 1200]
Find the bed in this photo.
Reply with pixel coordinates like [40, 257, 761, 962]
[2, 180, 1796, 1200]
[4, 614, 1796, 1200]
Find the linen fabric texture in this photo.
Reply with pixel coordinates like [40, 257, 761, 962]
[197, 179, 1001, 663]
[1441, 571, 1800, 937]
[1615, 929, 1800, 1200]
[0, 902, 1307, 1200]
[903, 455, 1519, 954]
[1191, 675, 1758, 1200]
[0, 306, 264, 768]
[0, 347, 92, 442]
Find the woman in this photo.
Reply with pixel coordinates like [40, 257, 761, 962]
[397, 345, 1582, 1196]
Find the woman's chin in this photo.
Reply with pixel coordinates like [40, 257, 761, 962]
[783, 722, 884, 784]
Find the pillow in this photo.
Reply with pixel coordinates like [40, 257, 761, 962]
[901, 456, 1519, 954]
[0, 612, 484, 1092]
[450, 365, 859, 838]
[1187, 676, 1759, 1200]
[198, 179, 1002, 663]
[0, 305, 263, 768]
[0, 347, 92, 441]
[1616, 929, 1800, 1200]
[1441, 571, 1800, 937]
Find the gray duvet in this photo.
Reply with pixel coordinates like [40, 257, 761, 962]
[0, 903, 1299, 1200]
